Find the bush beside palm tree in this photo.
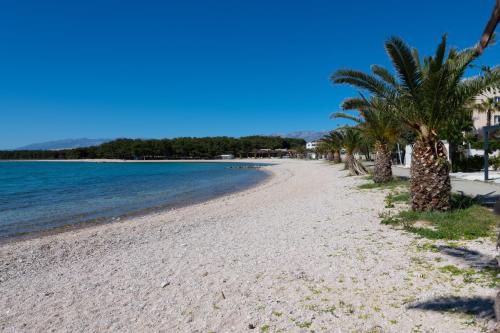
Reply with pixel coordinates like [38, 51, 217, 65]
[331, 35, 500, 211]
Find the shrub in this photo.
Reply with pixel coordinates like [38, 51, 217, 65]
[490, 155, 500, 171]
[451, 156, 484, 172]
[470, 140, 500, 151]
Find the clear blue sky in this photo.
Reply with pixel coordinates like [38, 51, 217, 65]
[1, 0, 499, 149]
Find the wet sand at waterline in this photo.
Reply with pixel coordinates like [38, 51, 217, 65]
[0, 159, 497, 332]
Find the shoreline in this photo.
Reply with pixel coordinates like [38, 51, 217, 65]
[1, 160, 496, 332]
[0, 158, 276, 163]
[0, 160, 275, 245]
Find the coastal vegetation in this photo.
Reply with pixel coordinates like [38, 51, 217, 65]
[318, 131, 343, 163]
[332, 97, 400, 183]
[382, 201, 497, 241]
[396, 205, 496, 240]
[333, 127, 368, 176]
[331, 35, 500, 211]
[0, 136, 305, 160]
[359, 176, 498, 241]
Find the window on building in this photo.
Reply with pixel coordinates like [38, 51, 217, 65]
[495, 96, 500, 103]
[494, 115, 500, 125]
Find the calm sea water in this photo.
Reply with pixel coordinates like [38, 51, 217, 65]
[0, 161, 269, 238]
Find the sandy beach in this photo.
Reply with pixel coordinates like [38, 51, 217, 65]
[0, 159, 497, 332]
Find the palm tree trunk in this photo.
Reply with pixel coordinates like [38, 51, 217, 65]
[373, 142, 392, 183]
[410, 140, 451, 211]
[478, 0, 500, 53]
[345, 153, 368, 176]
[487, 109, 492, 127]
[333, 151, 341, 164]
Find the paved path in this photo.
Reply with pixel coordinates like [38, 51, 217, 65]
[392, 166, 500, 204]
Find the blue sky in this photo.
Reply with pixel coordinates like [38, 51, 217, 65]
[0, 0, 499, 149]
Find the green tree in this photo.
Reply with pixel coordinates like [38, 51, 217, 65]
[320, 131, 343, 163]
[334, 126, 368, 176]
[331, 35, 500, 211]
[332, 97, 400, 183]
[0, 136, 306, 160]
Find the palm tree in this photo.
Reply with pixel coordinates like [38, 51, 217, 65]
[320, 131, 343, 163]
[475, 95, 500, 127]
[332, 97, 400, 183]
[331, 35, 500, 211]
[335, 126, 368, 176]
[314, 142, 328, 160]
[317, 141, 333, 161]
[478, 0, 500, 54]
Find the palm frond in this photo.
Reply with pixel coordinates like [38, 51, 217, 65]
[335, 126, 363, 154]
[412, 48, 422, 73]
[371, 65, 397, 87]
[332, 35, 498, 142]
[330, 112, 362, 123]
[455, 67, 500, 107]
[430, 34, 447, 73]
[341, 97, 370, 111]
[384, 36, 422, 98]
[330, 69, 393, 97]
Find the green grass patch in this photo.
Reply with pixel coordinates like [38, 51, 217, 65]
[439, 264, 500, 288]
[385, 190, 411, 207]
[383, 205, 498, 240]
[358, 177, 408, 190]
[296, 321, 312, 329]
[271, 311, 282, 317]
[439, 264, 469, 276]
[388, 191, 410, 203]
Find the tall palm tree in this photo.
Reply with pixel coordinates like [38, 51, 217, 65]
[335, 126, 368, 176]
[332, 97, 400, 183]
[320, 131, 343, 163]
[475, 95, 500, 127]
[331, 35, 500, 211]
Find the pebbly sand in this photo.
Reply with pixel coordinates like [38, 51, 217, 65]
[0, 159, 497, 332]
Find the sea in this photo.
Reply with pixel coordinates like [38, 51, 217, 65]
[0, 161, 269, 238]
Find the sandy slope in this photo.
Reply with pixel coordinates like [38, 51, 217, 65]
[0, 160, 497, 332]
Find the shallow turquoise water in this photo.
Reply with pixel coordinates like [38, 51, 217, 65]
[0, 162, 268, 238]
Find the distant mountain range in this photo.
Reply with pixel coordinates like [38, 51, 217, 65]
[14, 131, 328, 151]
[271, 131, 329, 142]
[16, 138, 111, 151]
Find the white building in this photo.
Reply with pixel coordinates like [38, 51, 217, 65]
[306, 141, 319, 150]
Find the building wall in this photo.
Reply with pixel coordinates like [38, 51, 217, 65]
[472, 88, 500, 131]
[306, 141, 318, 150]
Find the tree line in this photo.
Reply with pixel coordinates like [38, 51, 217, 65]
[0, 136, 306, 160]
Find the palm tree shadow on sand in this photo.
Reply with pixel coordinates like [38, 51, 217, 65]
[437, 245, 498, 269]
[408, 245, 498, 320]
[408, 296, 495, 320]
